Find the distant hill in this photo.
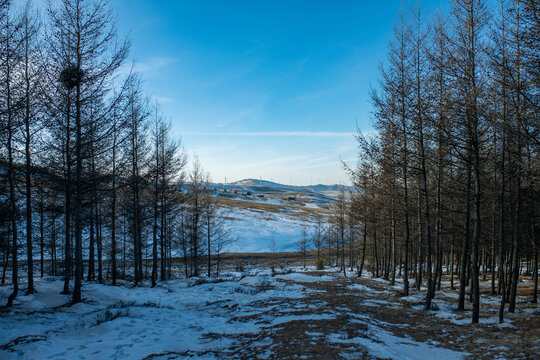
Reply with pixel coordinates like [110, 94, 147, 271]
[201, 178, 353, 252]
[212, 178, 351, 202]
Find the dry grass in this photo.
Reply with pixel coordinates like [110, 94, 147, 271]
[222, 271, 539, 359]
[215, 196, 333, 220]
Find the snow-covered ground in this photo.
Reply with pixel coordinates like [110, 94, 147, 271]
[0, 270, 299, 359]
[222, 208, 314, 253]
[204, 178, 340, 253]
[0, 267, 482, 360]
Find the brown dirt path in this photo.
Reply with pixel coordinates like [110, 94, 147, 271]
[221, 270, 539, 360]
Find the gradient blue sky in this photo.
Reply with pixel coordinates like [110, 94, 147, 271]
[108, 0, 434, 185]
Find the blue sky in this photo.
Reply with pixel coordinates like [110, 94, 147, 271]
[109, 0, 419, 185]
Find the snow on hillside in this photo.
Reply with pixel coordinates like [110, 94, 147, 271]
[212, 179, 341, 253]
[216, 178, 351, 202]
[223, 208, 312, 253]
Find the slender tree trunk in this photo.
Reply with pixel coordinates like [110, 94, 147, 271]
[373, 229, 379, 278]
[111, 124, 117, 286]
[160, 194, 166, 281]
[122, 214, 126, 279]
[491, 195, 496, 295]
[416, 184, 424, 291]
[533, 249, 538, 304]
[5, 27, 18, 305]
[152, 165, 159, 287]
[471, 127, 482, 323]
[152, 115, 160, 286]
[72, 17, 83, 303]
[97, 202, 103, 284]
[450, 244, 455, 290]
[52, 216, 57, 276]
[434, 33, 446, 295]
[24, 37, 34, 295]
[131, 101, 141, 286]
[40, 185, 44, 279]
[402, 124, 411, 297]
[341, 223, 346, 277]
[509, 3, 524, 312]
[88, 190, 95, 281]
[458, 155, 472, 312]
[349, 223, 354, 272]
[62, 93, 72, 295]
[508, 178, 521, 313]
[182, 221, 189, 278]
[2, 241, 8, 285]
[358, 221, 367, 278]
[216, 252, 221, 277]
[497, 0, 508, 319]
[207, 215, 212, 277]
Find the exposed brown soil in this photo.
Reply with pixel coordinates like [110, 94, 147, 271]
[215, 196, 332, 220]
[215, 270, 539, 360]
[136, 265, 539, 360]
[4, 253, 537, 359]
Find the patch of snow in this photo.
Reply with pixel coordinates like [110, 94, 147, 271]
[0, 273, 312, 359]
[274, 273, 334, 283]
[327, 324, 468, 360]
[346, 283, 372, 292]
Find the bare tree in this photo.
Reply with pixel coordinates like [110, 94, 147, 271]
[1, 0, 22, 307]
[213, 216, 234, 277]
[48, 0, 129, 303]
[331, 186, 348, 276]
[186, 156, 204, 277]
[123, 77, 149, 286]
[19, 1, 41, 295]
[202, 173, 217, 277]
[296, 226, 310, 270]
[311, 213, 325, 268]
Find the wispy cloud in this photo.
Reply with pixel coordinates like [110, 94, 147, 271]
[153, 96, 175, 104]
[118, 57, 177, 77]
[185, 131, 353, 137]
[134, 57, 177, 73]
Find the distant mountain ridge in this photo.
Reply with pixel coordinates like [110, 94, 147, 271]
[231, 178, 348, 191]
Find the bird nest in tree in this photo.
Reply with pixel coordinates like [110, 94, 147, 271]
[59, 65, 84, 89]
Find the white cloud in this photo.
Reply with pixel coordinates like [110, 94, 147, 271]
[153, 96, 175, 104]
[117, 57, 177, 77]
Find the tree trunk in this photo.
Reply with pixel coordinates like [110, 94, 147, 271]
[62, 93, 72, 295]
[458, 155, 472, 312]
[111, 124, 117, 286]
[97, 202, 103, 284]
[5, 26, 18, 305]
[72, 74, 83, 304]
[39, 182, 44, 279]
[358, 221, 367, 278]
[88, 190, 95, 281]
[24, 56, 34, 295]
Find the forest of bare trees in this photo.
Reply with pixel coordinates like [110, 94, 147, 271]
[0, 0, 228, 307]
[349, 0, 538, 324]
[3, 1, 538, 358]
[0, 0, 537, 327]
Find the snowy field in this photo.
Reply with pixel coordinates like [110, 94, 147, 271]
[223, 208, 313, 253]
[3, 266, 536, 359]
[211, 179, 335, 253]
